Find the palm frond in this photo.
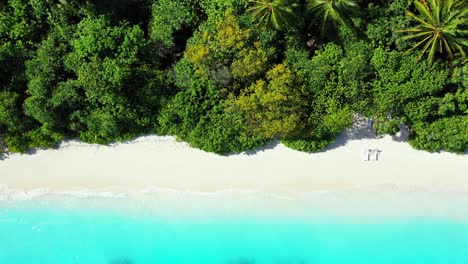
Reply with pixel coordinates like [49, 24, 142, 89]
[306, 0, 359, 38]
[248, 0, 296, 31]
[400, 0, 467, 65]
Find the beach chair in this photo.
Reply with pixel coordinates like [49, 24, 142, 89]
[371, 149, 380, 161]
[363, 148, 370, 161]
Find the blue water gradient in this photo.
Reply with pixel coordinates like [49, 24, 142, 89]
[1, 199, 468, 264]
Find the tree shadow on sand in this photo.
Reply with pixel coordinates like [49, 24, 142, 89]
[391, 124, 410, 143]
[321, 118, 414, 153]
[241, 140, 280, 156]
[223, 139, 280, 157]
[318, 116, 378, 152]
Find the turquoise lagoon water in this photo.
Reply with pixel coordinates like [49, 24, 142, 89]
[1, 193, 468, 264]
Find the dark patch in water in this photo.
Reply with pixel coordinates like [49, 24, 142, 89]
[229, 258, 309, 264]
[275, 260, 308, 264]
[110, 257, 133, 264]
[230, 257, 255, 264]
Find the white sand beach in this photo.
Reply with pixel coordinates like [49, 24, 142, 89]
[1, 120, 467, 219]
[1, 120, 467, 196]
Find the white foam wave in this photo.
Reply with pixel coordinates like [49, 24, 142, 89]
[1, 184, 467, 203]
[0, 185, 129, 201]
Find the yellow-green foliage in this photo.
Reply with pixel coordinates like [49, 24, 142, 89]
[322, 99, 353, 134]
[184, 10, 259, 79]
[214, 13, 250, 51]
[185, 44, 210, 64]
[237, 64, 306, 138]
[231, 42, 268, 79]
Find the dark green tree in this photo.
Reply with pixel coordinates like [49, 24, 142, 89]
[60, 15, 162, 143]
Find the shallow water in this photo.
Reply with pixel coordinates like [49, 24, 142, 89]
[1, 192, 468, 264]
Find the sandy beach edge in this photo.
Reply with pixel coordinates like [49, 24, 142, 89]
[0, 122, 467, 194]
[0, 124, 467, 219]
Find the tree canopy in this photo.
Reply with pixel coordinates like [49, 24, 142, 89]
[0, 0, 466, 156]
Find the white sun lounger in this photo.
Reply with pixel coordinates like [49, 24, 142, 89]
[371, 149, 380, 161]
[363, 148, 370, 161]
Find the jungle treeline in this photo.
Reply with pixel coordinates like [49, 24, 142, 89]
[0, 0, 467, 156]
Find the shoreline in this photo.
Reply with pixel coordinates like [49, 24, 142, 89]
[2, 184, 468, 221]
[1, 123, 467, 220]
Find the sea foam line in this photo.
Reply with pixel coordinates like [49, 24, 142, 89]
[2, 183, 468, 203]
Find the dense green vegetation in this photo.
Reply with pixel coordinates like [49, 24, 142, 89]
[0, 0, 467, 157]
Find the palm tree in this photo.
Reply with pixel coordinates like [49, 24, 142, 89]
[306, 0, 359, 38]
[247, 0, 298, 31]
[398, 0, 468, 65]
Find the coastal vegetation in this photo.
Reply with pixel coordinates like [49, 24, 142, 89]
[0, 0, 467, 156]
